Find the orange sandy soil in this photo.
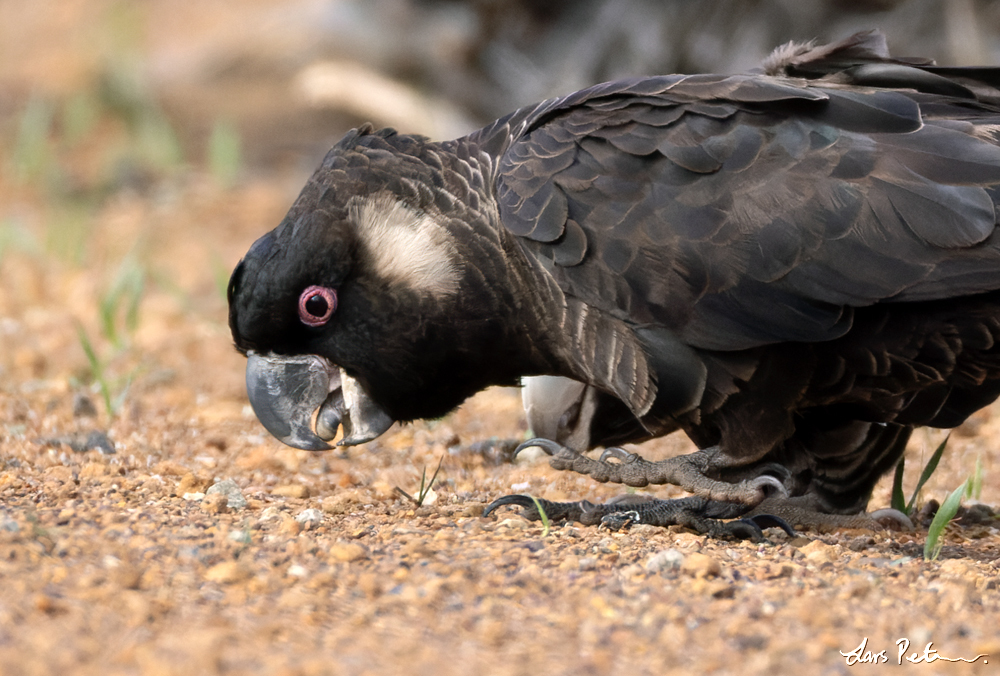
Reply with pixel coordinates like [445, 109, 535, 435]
[0, 160, 998, 676]
[1, 4, 1000, 675]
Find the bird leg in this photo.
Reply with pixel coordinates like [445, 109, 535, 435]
[482, 493, 796, 543]
[517, 438, 787, 507]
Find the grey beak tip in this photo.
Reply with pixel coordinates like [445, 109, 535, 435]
[245, 352, 335, 452]
[287, 436, 333, 452]
[243, 351, 394, 451]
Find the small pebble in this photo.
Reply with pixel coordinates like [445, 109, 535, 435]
[201, 492, 229, 514]
[84, 430, 115, 454]
[42, 430, 116, 454]
[847, 536, 875, 552]
[356, 572, 381, 598]
[681, 552, 722, 578]
[594, 537, 619, 553]
[329, 542, 368, 563]
[258, 506, 282, 521]
[764, 563, 795, 579]
[72, 393, 98, 418]
[700, 580, 735, 598]
[939, 559, 976, 578]
[557, 555, 580, 571]
[295, 508, 324, 530]
[646, 548, 685, 573]
[204, 561, 252, 584]
[855, 556, 891, 568]
[177, 473, 208, 495]
[228, 529, 252, 545]
[497, 518, 528, 530]
[278, 516, 302, 537]
[79, 462, 110, 479]
[960, 502, 996, 525]
[206, 479, 248, 510]
[272, 484, 310, 499]
[800, 540, 838, 565]
[513, 446, 547, 465]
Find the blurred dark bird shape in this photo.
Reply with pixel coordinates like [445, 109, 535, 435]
[229, 31, 1000, 539]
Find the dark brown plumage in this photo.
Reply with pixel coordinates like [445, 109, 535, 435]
[229, 31, 1000, 538]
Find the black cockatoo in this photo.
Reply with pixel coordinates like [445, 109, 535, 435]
[229, 32, 1000, 539]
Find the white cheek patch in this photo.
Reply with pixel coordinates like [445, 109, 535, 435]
[350, 195, 460, 297]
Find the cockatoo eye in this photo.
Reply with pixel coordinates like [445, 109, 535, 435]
[298, 285, 336, 326]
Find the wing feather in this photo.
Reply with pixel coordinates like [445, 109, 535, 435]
[488, 41, 1000, 370]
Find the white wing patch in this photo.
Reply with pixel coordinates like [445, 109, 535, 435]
[351, 194, 460, 297]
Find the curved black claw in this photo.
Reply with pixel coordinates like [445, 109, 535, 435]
[718, 519, 767, 542]
[757, 462, 793, 485]
[749, 475, 789, 500]
[482, 494, 536, 518]
[742, 513, 797, 537]
[513, 438, 564, 458]
[599, 447, 638, 464]
[483, 494, 589, 523]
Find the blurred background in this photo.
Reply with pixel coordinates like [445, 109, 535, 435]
[3, 0, 1000, 195]
[1, 0, 999, 476]
[3, 6, 1000, 673]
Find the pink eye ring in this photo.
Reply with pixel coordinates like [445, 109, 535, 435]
[298, 285, 337, 327]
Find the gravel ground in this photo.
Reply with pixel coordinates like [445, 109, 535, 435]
[2, 4, 1000, 673]
[1, 178, 998, 675]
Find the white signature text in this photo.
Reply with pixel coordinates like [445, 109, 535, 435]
[840, 637, 988, 666]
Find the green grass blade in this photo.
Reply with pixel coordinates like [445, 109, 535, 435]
[891, 457, 907, 514]
[924, 477, 969, 561]
[61, 92, 100, 147]
[907, 435, 950, 515]
[99, 291, 120, 347]
[528, 496, 550, 538]
[415, 455, 445, 505]
[208, 119, 242, 188]
[971, 454, 984, 501]
[99, 258, 146, 348]
[76, 324, 112, 417]
[0, 217, 40, 261]
[123, 266, 144, 335]
[76, 324, 101, 377]
[415, 466, 428, 504]
[11, 95, 54, 183]
[137, 112, 184, 172]
[111, 373, 134, 417]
